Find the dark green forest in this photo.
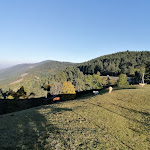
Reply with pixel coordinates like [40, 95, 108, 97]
[78, 51, 150, 76]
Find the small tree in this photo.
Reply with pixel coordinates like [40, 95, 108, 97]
[9, 86, 27, 99]
[41, 84, 52, 98]
[92, 74, 102, 89]
[61, 81, 76, 100]
[17, 86, 27, 98]
[117, 74, 129, 88]
[0, 89, 9, 99]
[106, 75, 111, 86]
[84, 75, 93, 90]
[62, 81, 76, 94]
[50, 82, 62, 95]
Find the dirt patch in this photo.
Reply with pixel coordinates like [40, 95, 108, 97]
[20, 73, 28, 78]
[9, 78, 23, 85]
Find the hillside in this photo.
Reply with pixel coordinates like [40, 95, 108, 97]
[0, 63, 36, 84]
[0, 61, 76, 83]
[1, 51, 149, 85]
[0, 51, 150, 98]
[0, 85, 149, 149]
[0, 61, 76, 89]
[29, 61, 77, 77]
[78, 51, 150, 75]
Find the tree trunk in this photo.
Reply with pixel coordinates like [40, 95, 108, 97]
[142, 73, 145, 84]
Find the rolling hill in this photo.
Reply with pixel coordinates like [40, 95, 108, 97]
[0, 60, 76, 85]
[78, 51, 150, 75]
[0, 85, 149, 149]
[1, 51, 150, 85]
[0, 63, 36, 84]
[0, 51, 150, 97]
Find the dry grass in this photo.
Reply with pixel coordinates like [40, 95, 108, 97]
[0, 85, 150, 149]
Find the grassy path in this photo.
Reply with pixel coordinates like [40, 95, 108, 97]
[0, 85, 150, 149]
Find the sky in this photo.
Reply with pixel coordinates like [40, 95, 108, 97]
[0, 0, 150, 68]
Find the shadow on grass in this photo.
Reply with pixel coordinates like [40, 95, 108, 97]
[116, 105, 150, 117]
[0, 86, 138, 115]
[43, 105, 73, 114]
[110, 103, 150, 127]
[0, 105, 72, 150]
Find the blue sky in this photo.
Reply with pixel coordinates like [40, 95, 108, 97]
[0, 0, 150, 68]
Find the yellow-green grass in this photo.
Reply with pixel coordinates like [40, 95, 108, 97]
[0, 85, 150, 149]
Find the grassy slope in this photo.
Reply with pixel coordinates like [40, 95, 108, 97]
[0, 85, 150, 150]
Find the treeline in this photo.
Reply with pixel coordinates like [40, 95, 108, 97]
[41, 67, 106, 96]
[0, 66, 114, 99]
[78, 51, 150, 76]
[1, 51, 150, 99]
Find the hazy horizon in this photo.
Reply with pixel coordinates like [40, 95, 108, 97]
[1, 50, 150, 70]
[0, 0, 150, 66]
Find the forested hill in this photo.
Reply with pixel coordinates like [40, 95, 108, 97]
[0, 61, 76, 85]
[29, 61, 77, 77]
[0, 51, 150, 98]
[78, 51, 150, 76]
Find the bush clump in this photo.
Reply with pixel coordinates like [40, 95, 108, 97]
[117, 74, 129, 88]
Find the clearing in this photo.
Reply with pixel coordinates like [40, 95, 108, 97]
[0, 85, 150, 149]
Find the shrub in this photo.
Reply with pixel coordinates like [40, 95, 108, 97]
[117, 74, 129, 88]
[62, 81, 76, 94]
[7, 95, 14, 99]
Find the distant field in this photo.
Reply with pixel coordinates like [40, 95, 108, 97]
[0, 85, 150, 149]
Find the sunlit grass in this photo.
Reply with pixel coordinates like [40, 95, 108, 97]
[0, 85, 150, 149]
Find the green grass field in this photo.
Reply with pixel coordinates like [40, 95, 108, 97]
[0, 85, 150, 150]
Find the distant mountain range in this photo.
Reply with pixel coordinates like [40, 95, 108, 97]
[0, 64, 15, 70]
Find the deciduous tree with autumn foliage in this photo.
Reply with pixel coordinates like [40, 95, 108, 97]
[61, 81, 76, 100]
